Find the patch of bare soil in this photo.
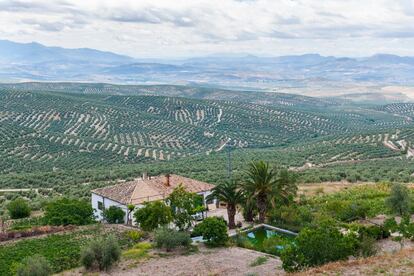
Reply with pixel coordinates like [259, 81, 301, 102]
[297, 181, 374, 197]
[105, 246, 284, 276]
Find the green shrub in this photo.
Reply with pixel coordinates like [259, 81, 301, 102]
[267, 205, 313, 232]
[235, 234, 256, 250]
[154, 228, 191, 251]
[167, 185, 203, 231]
[390, 215, 414, 240]
[192, 217, 228, 247]
[133, 201, 173, 231]
[280, 224, 358, 272]
[357, 225, 390, 240]
[101, 236, 121, 270]
[103, 206, 125, 224]
[125, 230, 144, 243]
[122, 242, 152, 260]
[44, 198, 94, 226]
[357, 234, 378, 257]
[383, 217, 399, 233]
[262, 235, 291, 255]
[80, 235, 121, 271]
[80, 247, 95, 270]
[16, 255, 51, 276]
[325, 200, 368, 222]
[386, 183, 411, 216]
[7, 198, 31, 219]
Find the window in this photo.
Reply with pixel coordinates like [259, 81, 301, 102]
[98, 201, 103, 210]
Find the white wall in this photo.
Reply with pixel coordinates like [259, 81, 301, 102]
[91, 190, 215, 225]
[198, 190, 216, 207]
[91, 193, 129, 223]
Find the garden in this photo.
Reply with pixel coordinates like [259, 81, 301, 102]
[2, 160, 414, 275]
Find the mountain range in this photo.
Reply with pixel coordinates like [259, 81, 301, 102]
[1, 39, 414, 99]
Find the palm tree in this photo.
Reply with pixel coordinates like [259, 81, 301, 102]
[243, 161, 277, 223]
[275, 169, 298, 205]
[241, 198, 256, 223]
[207, 180, 244, 229]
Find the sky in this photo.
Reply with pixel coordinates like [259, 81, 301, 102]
[0, 0, 414, 58]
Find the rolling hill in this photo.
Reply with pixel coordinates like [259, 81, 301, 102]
[1, 83, 414, 177]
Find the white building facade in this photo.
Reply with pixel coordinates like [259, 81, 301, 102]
[91, 174, 216, 224]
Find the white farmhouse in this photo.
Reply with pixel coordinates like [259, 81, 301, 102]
[91, 173, 216, 224]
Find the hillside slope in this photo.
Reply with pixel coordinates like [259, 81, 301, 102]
[1, 86, 413, 175]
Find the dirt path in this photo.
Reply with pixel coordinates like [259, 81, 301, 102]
[105, 247, 284, 276]
[291, 156, 400, 172]
[297, 181, 375, 196]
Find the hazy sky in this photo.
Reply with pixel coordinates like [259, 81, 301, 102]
[1, 0, 414, 58]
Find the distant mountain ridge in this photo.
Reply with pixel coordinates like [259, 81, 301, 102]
[1, 39, 414, 90]
[0, 39, 133, 64]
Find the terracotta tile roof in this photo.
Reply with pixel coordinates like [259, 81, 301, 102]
[91, 181, 137, 205]
[91, 174, 215, 205]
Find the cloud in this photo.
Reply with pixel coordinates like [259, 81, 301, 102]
[21, 18, 66, 32]
[378, 30, 414, 38]
[0, 0, 76, 13]
[276, 16, 302, 25]
[316, 11, 346, 19]
[397, 0, 414, 16]
[0, 0, 413, 57]
[105, 7, 197, 27]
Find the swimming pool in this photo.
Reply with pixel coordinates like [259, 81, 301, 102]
[234, 225, 296, 255]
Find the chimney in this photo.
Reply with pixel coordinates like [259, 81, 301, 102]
[142, 172, 148, 180]
[165, 174, 170, 186]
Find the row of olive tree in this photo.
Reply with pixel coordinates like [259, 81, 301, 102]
[207, 160, 297, 229]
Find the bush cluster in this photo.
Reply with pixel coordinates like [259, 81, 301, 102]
[125, 230, 145, 243]
[267, 205, 313, 232]
[192, 217, 228, 247]
[133, 201, 173, 231]
[80, 235, 121, 271]
[16, 255, 51, 276]
[103, 206, 125, 224]
[44, 198, 94, 226]
[154, 228, 192, 251]
[281, 224, 358, 272]
[325, 200, 369, 222]
[356, 225, 390, 240]
[7, 198, 31, 219]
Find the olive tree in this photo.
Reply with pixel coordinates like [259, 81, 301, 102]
[386, 183, 411, 216]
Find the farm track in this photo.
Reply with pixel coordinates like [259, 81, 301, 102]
[291, 156, 402, 172]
